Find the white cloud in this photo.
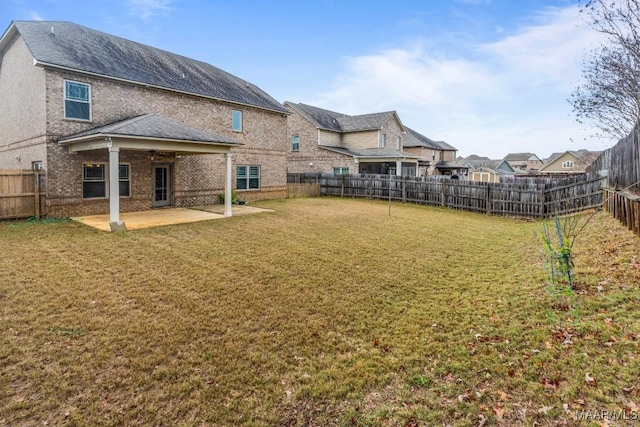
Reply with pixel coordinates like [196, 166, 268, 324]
[312, 5, 616, 159]
[29, 11, 44, 20]
[125, 0, 174, 20]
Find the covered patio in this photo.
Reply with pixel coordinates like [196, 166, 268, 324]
[58, 114, 243, 231]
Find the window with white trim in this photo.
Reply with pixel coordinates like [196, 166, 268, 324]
[333, 167, 349, 175]
[82, 163, 130, 198]
[232, 110, 242, 131]
[119, 164, 131, 197]
[83, 163, 106, 198]
[292, 134, 300, 151]
[397, 136, 401, 148]
[562, 160, 574, 168]
[237, 165, 260, 190]
[64, 80, 91, 120]
[380, 133, 386, 148]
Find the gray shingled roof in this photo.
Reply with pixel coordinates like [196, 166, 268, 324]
[10, 21, 288, 114]
[59, 114, 243, 145]
[403, 127, 457, 151]
[285, 102, 400, 133]
[503, 152, 541, 161]
[338, 111, 396, 132]
[320, 146, 419, 159]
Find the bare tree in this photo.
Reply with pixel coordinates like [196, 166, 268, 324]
[571, 0, 640, 139]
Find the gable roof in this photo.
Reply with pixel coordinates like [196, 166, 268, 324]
[398, 127, 457, 151]
[465, 158, 515, 173]
[59, 114, 242, 145]
[503, 152, 541, 162]
[539, 150, 602, 172]
[285, 102, 403, 133]
[3, 21, 288, 114]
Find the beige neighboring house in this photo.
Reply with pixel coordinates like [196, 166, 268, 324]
[401, 127, 460, 176]
[503, 152, 543, 174]
[0, 21, 289, 227]
[284, 102, 419, 176]
[539, 150, 602, 175]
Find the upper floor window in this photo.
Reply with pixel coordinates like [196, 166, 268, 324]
[64, 80, 91, 121]
[397, 136, 401, 149]
[232, 110, 242, 131]
[562, 160, 574, 168]
[292, 134, 300, 151]
[380, 133, 386, 148]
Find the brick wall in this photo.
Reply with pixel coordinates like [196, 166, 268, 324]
[43, 69, 287, 217]
[286, 105, 357, 174]
[0, 35, 48, 170]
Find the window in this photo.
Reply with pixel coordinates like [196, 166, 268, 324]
[333, 167, 349, 175]
[292, 134, 300, 151]
[232, 110, 242, 131]
[119, 164, 130, 197]
[83, 163, 106, 198]
[380, 133, 386, 148]
[237, 165, 260, 190]
[397, 136, 401, 149]
[64, 81, 91, 120]
[32, 161, 43, 171]
[562, 160, 574, 168]
[82, 163, 130, 198]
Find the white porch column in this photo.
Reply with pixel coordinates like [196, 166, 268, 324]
[108, 144, 125, 231]
[396, 160, 402, 176]
[224, 151, 233, 218]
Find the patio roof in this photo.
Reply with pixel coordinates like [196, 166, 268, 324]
[319, 145, 419, 161]
[58, 114, 242, 154]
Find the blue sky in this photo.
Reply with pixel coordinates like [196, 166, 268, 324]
[1, 0, 618, 158]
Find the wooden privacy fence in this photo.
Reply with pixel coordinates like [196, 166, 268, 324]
[288, 172, 604, 219]
[589, 121, 640, 236]
[0, 170, 46, 220]
[602, 188, 640, 236]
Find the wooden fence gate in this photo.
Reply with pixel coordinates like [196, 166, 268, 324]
[0, 170, 46, 220]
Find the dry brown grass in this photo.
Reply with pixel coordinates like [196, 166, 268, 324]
[1, 197, 639, 426]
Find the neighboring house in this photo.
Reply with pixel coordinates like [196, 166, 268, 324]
[539, 150, 602, 175]
[0, 21, 289, 228]
[465, 156, 515, 183]
[284, 102, 419, 176]
[401, 127, 459, 176]
[503, 153, 543, 174]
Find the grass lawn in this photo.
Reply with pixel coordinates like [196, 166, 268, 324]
[1, 197, 639, 426]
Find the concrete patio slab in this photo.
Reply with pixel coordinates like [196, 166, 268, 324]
[72, 205, 274, 231]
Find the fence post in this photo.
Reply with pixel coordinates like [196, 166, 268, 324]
[341, 174, 345, 198]
[34, 171, 41, 220]
[440, 181, 445, 207]
[402, 177, 406, 202]
[486, 184, 491, 215]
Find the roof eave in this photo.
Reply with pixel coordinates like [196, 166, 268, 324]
[36, 60, 289, 115]
[0, 22, 18, 54]
[58, 132, 243, 146]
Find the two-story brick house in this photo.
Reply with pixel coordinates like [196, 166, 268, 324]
[401, 127, 460, 176]
[0, 20, 289, 229]
[284, 102, 419, 176]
